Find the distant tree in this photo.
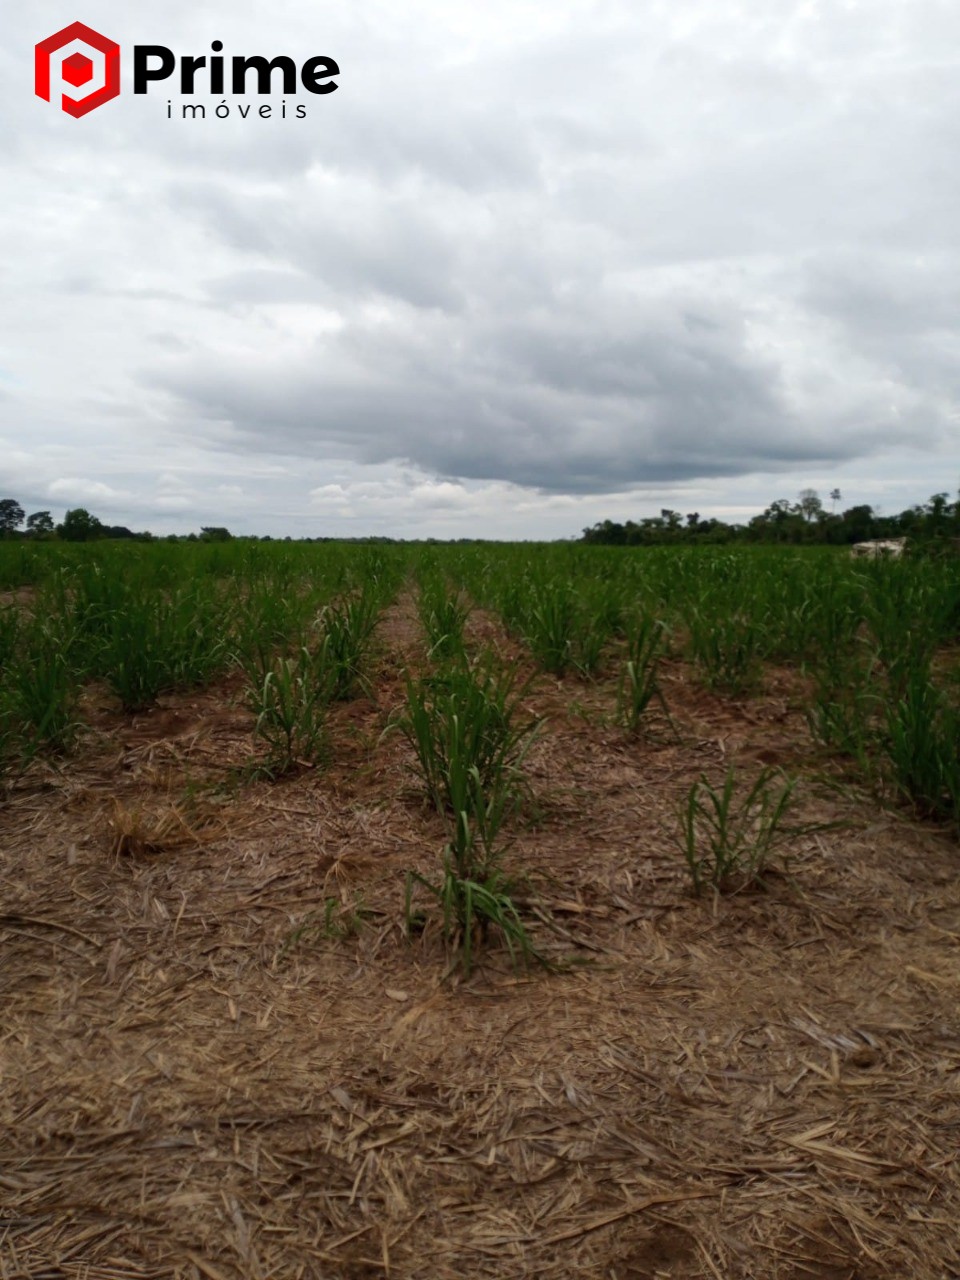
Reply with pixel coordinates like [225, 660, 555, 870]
[26, 510, 54, 535]
[797, 489, 824, 522]
[0, 498, 25, 535]
[583, 519, 626, 545]
[926, 492, 950, 535]
[747, 498, 801, 543]
[768, 499, 791, 519]
[829, 488, 842, 512]
[57, 508, 103, 542]
[660, 509, 683, 535]
[200, 526, 232, 542]
[842, 504, 877, 543]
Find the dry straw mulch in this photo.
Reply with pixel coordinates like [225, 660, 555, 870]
[2, 599, 959, 1279]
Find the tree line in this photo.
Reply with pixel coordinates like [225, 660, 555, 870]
[581, 487, 960, 547]
[0, 500, 237, 543]
[3, 487, 959, 547]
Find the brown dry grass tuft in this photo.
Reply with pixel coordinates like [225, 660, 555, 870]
[107, 797, 225, 860]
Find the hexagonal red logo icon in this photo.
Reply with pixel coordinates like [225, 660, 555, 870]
[35, 22, 120, 118]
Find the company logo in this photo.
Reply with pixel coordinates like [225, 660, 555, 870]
[35, 21, 121, 118]
[35, 26, 339, 122]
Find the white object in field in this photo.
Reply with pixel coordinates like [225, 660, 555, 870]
[850, 537, 907, 559]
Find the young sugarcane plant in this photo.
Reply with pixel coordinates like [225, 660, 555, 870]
[248, 640, 334, 776]
[7, 617, 83, 760]
[319, 587, 381, 700]
[678, 766, 802, 896]
[884, 664, 960, 830]
[616, 616, 670, 734]
[418, 573, 471, 663]
[393, 654, 542, 818]
[396, 656, 547, 975]
[405, 766, 545, 976]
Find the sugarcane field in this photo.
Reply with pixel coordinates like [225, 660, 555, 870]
[2, 539, 958, 1278]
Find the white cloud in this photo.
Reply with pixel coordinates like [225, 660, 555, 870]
[47, 478, 128, 503]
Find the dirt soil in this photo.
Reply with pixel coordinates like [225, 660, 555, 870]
[2, 596, 959, 1279]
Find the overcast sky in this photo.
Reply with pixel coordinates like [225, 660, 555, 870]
[2, 1, 958, 537]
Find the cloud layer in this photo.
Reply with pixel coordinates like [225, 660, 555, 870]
[1, 0, 958, 535]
